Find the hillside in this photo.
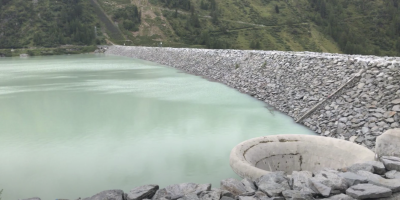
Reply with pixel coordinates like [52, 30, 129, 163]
[1, 0, 400, 56]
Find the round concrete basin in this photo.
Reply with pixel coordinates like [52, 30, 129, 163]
[230, 135, 375, 181]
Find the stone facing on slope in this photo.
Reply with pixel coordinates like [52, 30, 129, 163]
[105, 46, 400, 149]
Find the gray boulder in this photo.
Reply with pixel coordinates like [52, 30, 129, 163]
[381, 156, 400, 171]
[308, 178, 331, 197]
[195, 184, 211, 195]
[365, 161, 386, 175]
[83, 190, 124, 200]
[220, 190, 235, 199]
[153, 183, 207, 200]
[237, 196, 257, 200]
[152, 189, 170, 200]
[321, 194, 355, 200]
[312, 169, 348, 193]
[346, 184, 392, 199]
[220, 178, 246, 196]
[379, 192, 400, 200]
[126, 185, 159, 200]
[346, 163, 374, 174]
[376, 129, 400, 157]
[281, 190, 313, 200]
[255, 172, 290, 197]
[178, 193, 199, 200]
[199, 190, 220, 200]
[241, 179, 257, 193]
[253, 191, 267, 199]
[291, 171, 316, 195]
[338, 172, 368, 186]
[220, 197, 235, 200]
[357, 170, 400, 192]
[386, 170, 400, 179]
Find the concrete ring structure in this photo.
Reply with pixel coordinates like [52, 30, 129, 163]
[230, 134, 375, 181]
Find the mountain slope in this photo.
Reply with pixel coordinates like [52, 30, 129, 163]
[1, 0, 400, 56]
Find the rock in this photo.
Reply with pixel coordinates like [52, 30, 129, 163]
[241, 179, 256, 193]
[220, 178, 246, 196]
[153, 183, 205, 200]
[346, 184, 392, 199]
[379, 192, 400, 200]
[238, 196, 256, 200]
[338, 172, 368, 186]
[393, 105, 400, 111]
[308, 178, 331, 197]
[220, 190, 235, 199]
[339, 117, 348, 123]
[253, 191, 267, 199]
[376, 129, 400, 157]
[195, 184, 212, 195]
[392, 99, 400, 104]
[290, 171, 316, 195]
[321, 194, 355, 200]
[386, 118, 395, 123]
[381, 156, 400, 171]
[346, 163, 374, 174]
[126, 185, 159, 200]
[178, 193, 199, 200]
[386, 170, 400, 179]
[312, 169, 348, 193]
[365, 161, 386, 175]
[362, 127, 370, 134]
[349, 136, 357, 143]
[239, 191, 255, 196]
[357, 170, 400, 192]
[281, 190, 313, 200]
[152, 189, 170, 200]
[220, 197, 235, 200]
[83, 190, 124, 200]
[384, 111, 397, 118]
[255, 172, 290, 197]
[167, 183, 201, 200]
[199, 190, 220, 200]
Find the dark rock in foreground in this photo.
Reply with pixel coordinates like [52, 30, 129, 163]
[346, 184, 392, 199]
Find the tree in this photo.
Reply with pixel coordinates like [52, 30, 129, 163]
[396, 39, 400, 52]
[275, 5, 279, 14]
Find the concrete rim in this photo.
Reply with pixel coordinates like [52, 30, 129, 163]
[229, 134, 376, 181]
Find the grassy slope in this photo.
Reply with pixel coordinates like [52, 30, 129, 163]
[96, 0, 342, 52]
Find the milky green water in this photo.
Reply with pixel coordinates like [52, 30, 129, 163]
[0, 54, 313, 200]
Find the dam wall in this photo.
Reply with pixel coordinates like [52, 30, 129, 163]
[105, 46, 400, 149]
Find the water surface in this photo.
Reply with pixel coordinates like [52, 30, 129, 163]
[0, 54, 313, 200]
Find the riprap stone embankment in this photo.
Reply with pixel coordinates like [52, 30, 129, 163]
[105, 46, 400, 149]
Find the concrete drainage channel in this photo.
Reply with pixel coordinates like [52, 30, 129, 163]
[22, 129, 400, 200]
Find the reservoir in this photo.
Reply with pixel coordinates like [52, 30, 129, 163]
[0, 54, 313, 200]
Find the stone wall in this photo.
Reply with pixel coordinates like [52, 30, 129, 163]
[105, 46, 400, 149]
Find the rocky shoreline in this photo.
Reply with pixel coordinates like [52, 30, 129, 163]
[23, 155, 400, 200]
[105, 46, 400, 150]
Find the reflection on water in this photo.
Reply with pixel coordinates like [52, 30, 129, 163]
[0, 54, 314, 200]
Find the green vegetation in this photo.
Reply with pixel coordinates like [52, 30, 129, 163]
[0, 0, 98, 49]
[1, 0, 400, 56]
